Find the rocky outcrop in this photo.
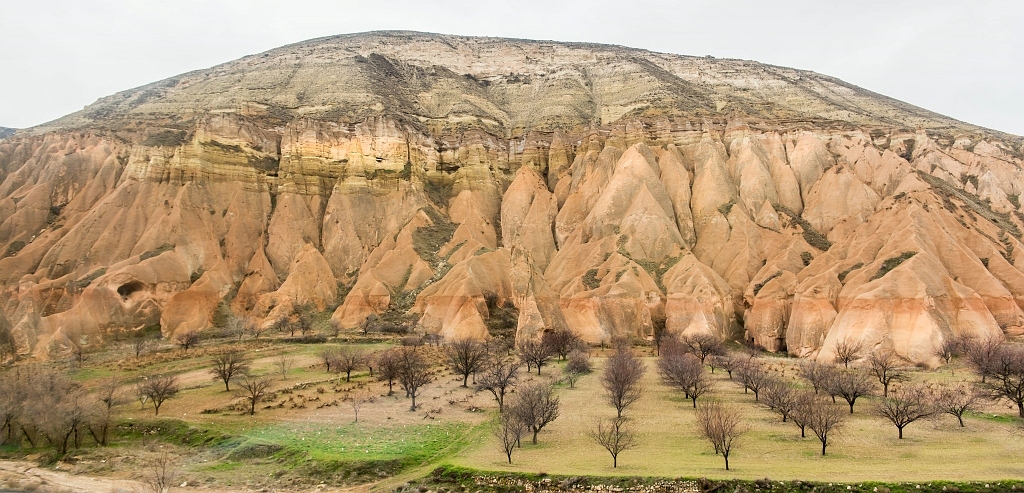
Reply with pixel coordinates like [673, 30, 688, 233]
[1, 32, 1023, 366]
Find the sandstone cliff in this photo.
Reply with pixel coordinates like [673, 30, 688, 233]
[1, 31, 1023, 367]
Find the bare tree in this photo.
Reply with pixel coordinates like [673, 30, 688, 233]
[798, 360, 832, 394]
[335, 347, 366, 382]
[495, 409, 528, 464]
[681, 333, 724, 364]
[788, 390, 818, 438]
[518, 339, 554, 375]
[274, 353, 294, 380]
[563, 349, 592, 389]
[590, 416, 638, 468]
[509, 382, 560, 444]
[934, 338, 959, 369]
[984, 344, 1024, 417]
[209, 349, 250, 392]
[223, 313, 248, 341]
[477, 356, 521, 411]
[375, 349, 401, 395]
[963, 335, 1002, 383]
[868, 349, 907, 397]
[542, 329, 584, 361]
[695, 400, 746, 471]
[348, 388, 373, 423]
[761, 377, 798, 422]
[736, 360, 771, 401]
[247, 320, 269, 340]
[88, 376, 122, 446]
[828, 370, 875, 413]
[145, 451, 180, 493]
[872, 384, 935, 439]
[131, 333, 150, 359]
[602, 345, 646, 418]
[444, 338, 487, 387]
[936, 383, 979, 427]
[833, 337, 864, 368]
[236, 375, 273, 415]
[174, 331, 201, 353]
[397, 347, 433, 411]
[139, 375, 180, 416]
[659, 351, 712, 408]
[805, 396, 847, 455]
[318, 347, 340, 373]
[716, 354, 740, 380]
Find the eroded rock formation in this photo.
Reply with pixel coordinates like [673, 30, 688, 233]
[1, 31, 1023, 367]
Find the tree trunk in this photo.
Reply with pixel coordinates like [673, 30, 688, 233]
[898, 426, 903, 439]
[346, 370, 352, 382]
[957, 415, 965, 427]
[724, 452, 729, 471]
[1018, 401, 1024, 418]
[613, 455, 618, 468]
[692, 397, 697, 408]
[821, 440, 827, 456]
[410, 394, 417, 412]
[462, 374, 469, 387]
[848, 401, 855, 413]
[532, 428, 539, 444]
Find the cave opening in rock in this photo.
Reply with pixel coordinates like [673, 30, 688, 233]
[117, 281, 145, 299]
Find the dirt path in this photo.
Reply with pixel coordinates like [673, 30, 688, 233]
[0, 460, 378, 493]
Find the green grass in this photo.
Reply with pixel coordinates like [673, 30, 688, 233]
[245, 421, 473, 464]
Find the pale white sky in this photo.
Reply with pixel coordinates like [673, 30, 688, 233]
[0, 0, 1021, 135]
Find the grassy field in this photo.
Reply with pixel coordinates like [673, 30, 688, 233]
[5, 336, 1024, 491]
[452, 355, 1024, 483]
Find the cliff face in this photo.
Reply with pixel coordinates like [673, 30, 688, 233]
[1, 31, 1023, 366]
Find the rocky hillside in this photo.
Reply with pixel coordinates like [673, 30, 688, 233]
[2, 31, 1023, 366]
[0, 128, 13, 139]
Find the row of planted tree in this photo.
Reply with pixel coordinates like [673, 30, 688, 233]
[2, 328, 1024, 472]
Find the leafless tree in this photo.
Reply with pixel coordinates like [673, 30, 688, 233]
[348, 387, 373, 423]
[131, 333, 150, 359]
[798, 360, 832, 394]
[444, 338, 487, 387]
[716, 354, 740, 380]
[495, 409, 528, 464]
[174, 331, 201, 353]
[872, 384, 936, 439]
[828, 370, 875, 413]
[145, 450, 180, 493]
[209, 349, 250, 392]
[736, 360, 771, 401]
[788, 390, 818, 438]
[335, 347, 366, 382]
[518, 338, 554, 375]
[139, 375, 180, 416]
[318, 347, 340, 373]
[602, 345, 646, 418]
[247, 320, 269, 340]
[963, 335, 1002, 383]
[936, 383, 980, 427]
[934, 338, 959, 369]
[659, 350, 712, 408]
[88, 376, 122, 446]
[375, 349, 401, 395]
[563, 349, 592, 389]
[223, 313, 248, 341]
[805, 396, 847, 455]
[761, 377, 799, 422]
[508, 382, 560, 444]
[590, 416, 638, 468]
[397, 347, 433, 411]
[984, 343, 1024, 417]
[833, 337, 864, 368]
[542, 329, 584, 361]
[477, 356, 521, 411]
[274, 353, 294, 380]
[868, 349, 907, 397]
[236, 375, 273, 415]
[681, 333, 724, 364]
[21, 368, 87, 453]
[695, 400, 746, 471]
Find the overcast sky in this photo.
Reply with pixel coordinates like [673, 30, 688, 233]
[1, 0, 1021, 135]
